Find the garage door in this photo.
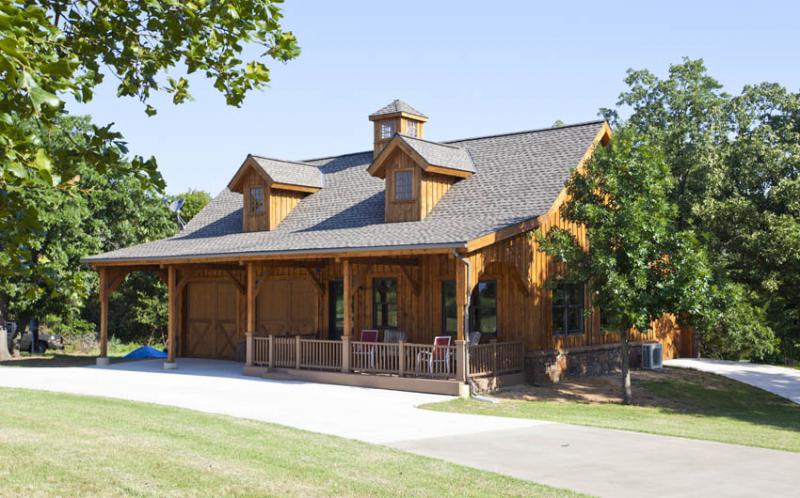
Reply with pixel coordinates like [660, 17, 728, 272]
[257, 277, 318, 336]
[184, 281, 239, 360]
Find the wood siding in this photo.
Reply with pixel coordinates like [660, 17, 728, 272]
[420, 171, 457, 219]
[383, 150, 422, 223]
[268, 188, 305, 230]
[241, 170, 268, 232]
[240, 170, 307, 232]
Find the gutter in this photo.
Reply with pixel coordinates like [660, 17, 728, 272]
[82, 242, 467, 266]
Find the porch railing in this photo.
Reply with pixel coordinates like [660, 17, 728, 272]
[248, 334, 523, 380]
[468, 341, 525, 377]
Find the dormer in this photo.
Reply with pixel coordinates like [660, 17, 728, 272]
[369, 99, 428, 158]
[368, 133, 476, 223]
[228, 155, 322, 232]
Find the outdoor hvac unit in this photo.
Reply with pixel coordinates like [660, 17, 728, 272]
[641, 343, 663, 370]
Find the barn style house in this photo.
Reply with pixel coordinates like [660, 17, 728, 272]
[84, 100, 692, 395]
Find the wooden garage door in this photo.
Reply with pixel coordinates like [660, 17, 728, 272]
[184, 281, 239, 360]
[257, 277, 318, 336]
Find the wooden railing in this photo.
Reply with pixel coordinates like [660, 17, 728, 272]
[468, 341, 525, 377]
[248, 334, 523, 381]
[301, 339, 341, 371]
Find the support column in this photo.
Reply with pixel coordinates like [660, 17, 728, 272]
[246, 262, 256, 334]
[164, 266, 177, 369]
[455, 256, 468, 342]
[96, 268, 110, 366]
[342, 259, 352, 338]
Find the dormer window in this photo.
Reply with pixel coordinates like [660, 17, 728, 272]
[406, 121, 417, 137]
[380, 121, 395, 140]
[394, 170, 414, 201]
[249, 186, 265, 214]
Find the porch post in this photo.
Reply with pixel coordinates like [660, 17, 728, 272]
[97, 268, 110, 366]
[246, 262, 256, 335]
[455, 340, 467, 382]
[245, 332, 254, 367]
[455, 256, 468, 342]
[342, 259, 352, 338]
[165, 265, 177, 369]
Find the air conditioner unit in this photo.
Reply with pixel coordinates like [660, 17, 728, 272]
[641, 343, 663, 370]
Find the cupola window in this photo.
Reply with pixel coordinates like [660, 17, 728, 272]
[406, 121, 417, 137]
[380, 121, 395, 140]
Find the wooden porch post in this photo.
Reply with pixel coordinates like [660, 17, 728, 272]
[341, 259, 352, 373]
[165, 266, 177, 369]
[245, 263, 256, 367]
[97, 268, 110, 366]
[455, 256, 468, 342]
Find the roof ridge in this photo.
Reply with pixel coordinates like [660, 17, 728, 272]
[397, 133, 462, 150]
[442, 119, 606, 145]
[250, 154, 321, 168]
[296, 119, 605, 164]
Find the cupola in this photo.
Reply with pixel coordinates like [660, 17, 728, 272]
[369, 99, 428, 158]
[228, 155, 322, 232]
[367, 101, 475, 223]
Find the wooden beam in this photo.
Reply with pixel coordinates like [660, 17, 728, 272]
[246, 263, 256, 333]
[343, 259, 352, 338]
[346, 257, 420, 267]
[305, 268, 324, 293]
[166, 266, 177, 363]
[98, 268, 109, 359]
[400, 265, 420, 296]
[224, 270, 246, 295]
[87, 246, 455, 268]
[352, 263, 372, 297]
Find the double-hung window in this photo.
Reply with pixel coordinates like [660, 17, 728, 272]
[552, 282, 584, 335]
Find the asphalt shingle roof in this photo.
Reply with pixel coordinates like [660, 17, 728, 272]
[84, 120, 605, 263]
[369, 99, 427, 119]
[397, 135, 476, 174]
[250, 156, 323, 189]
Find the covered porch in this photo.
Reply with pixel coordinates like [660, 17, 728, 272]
[92, 248, 529, 395]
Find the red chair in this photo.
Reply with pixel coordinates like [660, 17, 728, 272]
[353, 329, 379, 369]
[415, 336, 452, 376]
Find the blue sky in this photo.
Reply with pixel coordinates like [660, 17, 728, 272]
[67, 1, 800, 195]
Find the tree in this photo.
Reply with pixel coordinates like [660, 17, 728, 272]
[604, 58, 795, 362]
[0, 0, 300, 324]
[537, 128, 711, 403]
[176, 189, 213, 224]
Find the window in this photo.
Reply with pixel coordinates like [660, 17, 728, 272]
[552, 282, 584, 335]
[249, 186, 265, 214]
[441, 280, 498, 336]
[380, 121, 395, 139]
[441, 280, 457, 336]
[394, 170, 413, 201]
[372, 278, 398, 330]
[406, 120, 417, 137]
[470, 281, 497, 336]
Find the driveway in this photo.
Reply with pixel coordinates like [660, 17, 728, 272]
[1, 358, 799, 497]
[666, 358, 800, 404]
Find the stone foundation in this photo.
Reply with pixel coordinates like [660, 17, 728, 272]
[525, 343, 650, 384]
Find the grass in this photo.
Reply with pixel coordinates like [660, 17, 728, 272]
[424, 369, 800, 453]
[0, 388, 583, 498]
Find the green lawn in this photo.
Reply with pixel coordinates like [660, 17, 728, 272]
[424, 370, 800, 453]
[0, 389, 583, 498]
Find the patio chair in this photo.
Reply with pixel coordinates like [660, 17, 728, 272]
[415, 336, 452, 376]
[352, 329, 379, 369]
[383, 329, 407, 343]
[468, 331, 482, 346]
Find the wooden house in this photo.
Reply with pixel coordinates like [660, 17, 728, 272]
[84, 100, 692, 395]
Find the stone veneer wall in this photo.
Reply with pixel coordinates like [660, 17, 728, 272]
[525, 343, 651, 384]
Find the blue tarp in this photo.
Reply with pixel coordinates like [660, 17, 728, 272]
[124, 346, 168, 359]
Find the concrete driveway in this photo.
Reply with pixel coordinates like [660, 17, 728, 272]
[1, 358, 799, 497]
[666, 358, 800, 404]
